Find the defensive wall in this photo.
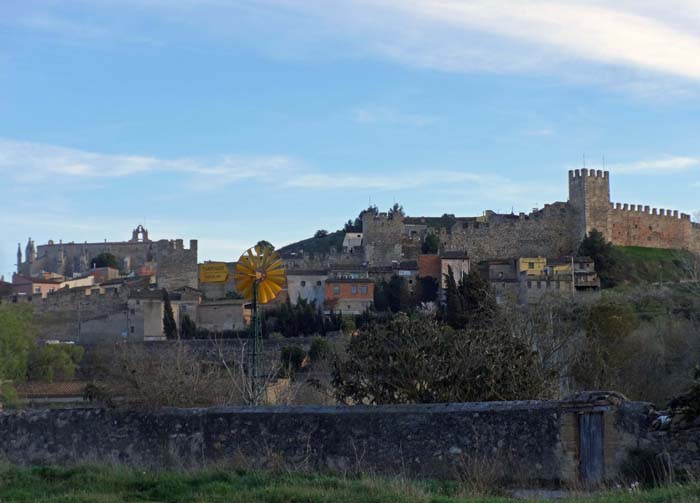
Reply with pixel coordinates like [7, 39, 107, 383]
[14, 288, 130, 342]
[0, 394, 670, 486]
[360, 170, 699, 265]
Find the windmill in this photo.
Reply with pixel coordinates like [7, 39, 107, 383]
[234, 243, 286, 402]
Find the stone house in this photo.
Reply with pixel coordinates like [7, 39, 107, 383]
[196, 299, 247, 333]
[486, 256, 600, 304]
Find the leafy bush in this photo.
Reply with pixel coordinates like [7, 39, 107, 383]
[28, 344, 84, 383]
[308, 337, 331, 363]
[333, 314, 554, 404]
[280, 345, 306, 378]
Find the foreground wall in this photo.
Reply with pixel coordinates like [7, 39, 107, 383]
[0, 398, 649, 485]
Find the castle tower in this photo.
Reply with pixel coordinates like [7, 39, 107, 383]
[16, 243, 22, 274]
[568, 169, 611, 243]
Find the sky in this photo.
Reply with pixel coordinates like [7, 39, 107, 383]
[1, 0, 700, 278]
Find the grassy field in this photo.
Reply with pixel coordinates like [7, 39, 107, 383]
[1, 465, 699, 503]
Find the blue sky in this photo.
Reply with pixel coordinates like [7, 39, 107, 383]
[1, 0, 700, 278]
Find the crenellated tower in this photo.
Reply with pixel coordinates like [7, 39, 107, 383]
[568, 169, 611, 243]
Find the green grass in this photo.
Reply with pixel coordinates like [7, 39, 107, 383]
[1, 465, 699, 503]
[613, 246, 694, 285]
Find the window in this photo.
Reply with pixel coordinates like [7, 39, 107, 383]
[351, 286, 358, 294]
[528, 262, 535, 269]
[360, 286, 368, 295]
[333, 286, 340, 296]
[34, 287, 41, 294]
[300, 281, 306, 287]
[316, 281, 322, 286]
[130, 326, 135, 333]
[130, 308, 135, 315]
[537, 281, 541, 289]
[527, 280, 532, 289]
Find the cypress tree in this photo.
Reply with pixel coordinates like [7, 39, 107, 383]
[162, 288, 178, 340]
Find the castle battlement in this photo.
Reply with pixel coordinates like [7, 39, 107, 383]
[568, 168, 609, 179]
[610, 203, 689, 219]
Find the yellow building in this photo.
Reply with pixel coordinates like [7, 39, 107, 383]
[517, 257, 547, 276]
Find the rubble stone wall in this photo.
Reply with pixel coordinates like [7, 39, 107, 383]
[0, 399, 654, 484]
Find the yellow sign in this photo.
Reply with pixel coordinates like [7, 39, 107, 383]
[199, 263, 229, 283]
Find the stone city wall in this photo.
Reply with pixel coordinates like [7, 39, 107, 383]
[437, 204, 576, 263]
[0, 398, 651, 485]
[30, 288, 129, 342]
[610, 205, 697, 251]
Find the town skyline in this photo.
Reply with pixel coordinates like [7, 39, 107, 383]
[3, 1, 700, 278]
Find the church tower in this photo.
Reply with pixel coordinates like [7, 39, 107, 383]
[16, 243, 22, 274]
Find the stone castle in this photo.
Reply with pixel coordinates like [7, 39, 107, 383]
[16, 225, 198, 291]
[359, 169, 700, 265]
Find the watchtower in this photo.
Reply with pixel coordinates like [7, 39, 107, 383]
[568, 169, 611, 242]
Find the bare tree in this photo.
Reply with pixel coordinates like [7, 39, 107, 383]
[214, 337, 287, 406]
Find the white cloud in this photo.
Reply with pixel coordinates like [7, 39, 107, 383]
[9, 1, 700, 95]
[250, 0, 700, 94]
[0, 138, 296, 185]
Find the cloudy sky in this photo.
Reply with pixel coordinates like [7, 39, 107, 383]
[2, 0, 700, 278]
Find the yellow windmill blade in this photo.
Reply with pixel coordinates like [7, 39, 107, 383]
[234, 244, 286, 304]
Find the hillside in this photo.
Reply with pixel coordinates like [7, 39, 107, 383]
[278, 230, 345, 257]
[614, 246, 697, 285]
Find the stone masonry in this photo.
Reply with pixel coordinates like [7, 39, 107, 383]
[0, 395, 656, 486]
[17, 225, 198, 290]
[359, 170, 699, 266]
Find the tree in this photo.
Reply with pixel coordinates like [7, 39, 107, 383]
[578, 229, 620, 288]
[571, 301, 639, 390]
[162, 289, 178, 340]
[388, 202, 404, 219]
[27, 344, 84, 383]
[314, 229, 329, 238]
[0, 305, 35, 402]
[415, 276, 439, 303]
[373, 276, 414, 313]
[443, 267, 465, 329]
[180, 315, 197, 339]
[333, 314, 553, 404]
[280, 345, 306, 378]
[89, 252, 119, 270]
[459, 269, 498, 328]
[421, 233, 439, 254]
[256, 240, 275, 251]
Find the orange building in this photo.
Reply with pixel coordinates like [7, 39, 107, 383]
[418, 254, 441, 280]
[11, 275, 62, 298]
[324, 278, 374, 314]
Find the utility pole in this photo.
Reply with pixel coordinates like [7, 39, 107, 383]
[571, 255, 575, 296]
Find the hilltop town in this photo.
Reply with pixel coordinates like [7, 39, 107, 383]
[1, 169, 698, 342]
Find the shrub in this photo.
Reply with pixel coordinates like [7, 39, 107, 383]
[280, 345, 306, 378]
